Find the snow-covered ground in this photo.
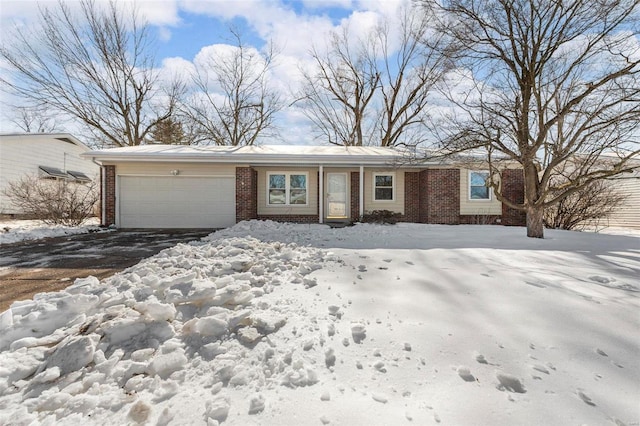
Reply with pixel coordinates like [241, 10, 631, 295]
[0, 218, 103, 245]
[0, 221, 638, 426]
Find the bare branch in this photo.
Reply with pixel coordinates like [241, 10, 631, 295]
[0, 0, 181, 147]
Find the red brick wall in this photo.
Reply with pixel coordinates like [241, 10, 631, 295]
[104, 165, 116, 226]
[236, 167, 258, 222]
[350, 171, 360, 220]
[257, 215, 319, 224]
[501, 169, 526, 226]
[459, 214, 501, 225]
[425, 169, 460, 224]
[404, 172, 421, 223]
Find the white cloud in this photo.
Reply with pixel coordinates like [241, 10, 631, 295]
[135, 0, 181, 26]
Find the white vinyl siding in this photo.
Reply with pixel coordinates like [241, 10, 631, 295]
[0, 137, 98, 214]
[118, 176, 235, 228]
[606, 172, 640, 229]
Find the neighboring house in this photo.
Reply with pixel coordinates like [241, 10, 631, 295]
[0, 133, 99, 217]
[82, 145, 527, 229]
[606, 169, 640, 229]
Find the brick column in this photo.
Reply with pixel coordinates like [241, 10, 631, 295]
[426, 169, 460, 224]
[404, 172, 421, 223]
[350, 171, 360, 220]
[501, 168, 526, 226]
[419, 170, 429, 223]
[104, 165, 116, 227]
[236, 167, 257, 222]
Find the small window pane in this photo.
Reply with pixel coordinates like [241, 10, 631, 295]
[290, 189, 307, 204]
[470, 172, 488, 187]
[375, 188, 393, 200]
[470, 171, 490, 200]
[375, 175, 393, 187]
[269, 174, 285, 189]
[290, 174, 306, 189]
[470, 186, 489, 199]
[269, 189, 286, 204]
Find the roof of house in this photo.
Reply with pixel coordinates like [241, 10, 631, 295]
[83, 144, 446, 166]
[0, 133, 91, 150]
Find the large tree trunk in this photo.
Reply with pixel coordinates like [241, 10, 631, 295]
[526, 206, 544, 238]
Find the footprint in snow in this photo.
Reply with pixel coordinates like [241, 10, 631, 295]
[496, 372, 526, 393]
[531, 364, 550, 375]
[405, 261, 414, 265]
[589, 276, 639, 292]
[457, 366, 476, 382]
[371, 392, 388, 403]
[474, 352, 488, 364]
[576, 389, 596, 406]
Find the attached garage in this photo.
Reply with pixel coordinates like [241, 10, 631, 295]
[118, 176, 236, 228]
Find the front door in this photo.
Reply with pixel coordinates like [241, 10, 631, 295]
[326, 173, 348, 219]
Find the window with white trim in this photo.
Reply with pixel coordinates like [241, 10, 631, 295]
[374, 173, 394, 201]
[469, 171, 491, 200]
[267, 172, 308, 205]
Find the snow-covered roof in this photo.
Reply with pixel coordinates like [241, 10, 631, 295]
[83, 144, 443, 166]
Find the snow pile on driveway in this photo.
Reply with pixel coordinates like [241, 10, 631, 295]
[0, 233, 338, 425]
[0, 221, 638, 425]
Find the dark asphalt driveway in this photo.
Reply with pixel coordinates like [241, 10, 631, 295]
[0, 229, 214, 312]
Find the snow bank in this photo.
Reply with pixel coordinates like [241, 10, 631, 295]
[0, 232, 342, 425]
[0, 220, 638, 425]
[0, 218, 103, 245]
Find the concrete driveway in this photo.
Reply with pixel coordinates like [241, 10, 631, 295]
[0, 229, 214, 312]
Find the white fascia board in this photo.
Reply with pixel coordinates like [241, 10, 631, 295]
[82, 152, 446, 167]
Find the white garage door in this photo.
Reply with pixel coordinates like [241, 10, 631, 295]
[119, 176, 236, 228]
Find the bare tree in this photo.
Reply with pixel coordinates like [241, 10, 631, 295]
[3, 175, 98, 226]
[299, 25, 380, 146]
[11, 106, 62, 133]
[298, 4, 455, 147]
[376, 6, 456, 147]
[425, 0, 640, 238]
[181, 29, 281, 146]
[0, 0, 182, 147]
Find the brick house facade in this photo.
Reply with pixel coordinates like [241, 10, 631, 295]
[227, 167, 525, 226]
[87, 146, 525, 228]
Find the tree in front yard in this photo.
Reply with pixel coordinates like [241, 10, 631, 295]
[3, 175, 99, 226]
[424, 0, 640, 238]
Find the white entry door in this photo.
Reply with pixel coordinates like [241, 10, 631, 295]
[326, 173, 348, 219]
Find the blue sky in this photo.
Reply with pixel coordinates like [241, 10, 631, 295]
[0, 0, 408, 144]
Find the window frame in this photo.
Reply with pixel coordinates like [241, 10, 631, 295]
[266, 171, 309, 206]
[468, 170, 492, 201]
[373, 172, 395, 202]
